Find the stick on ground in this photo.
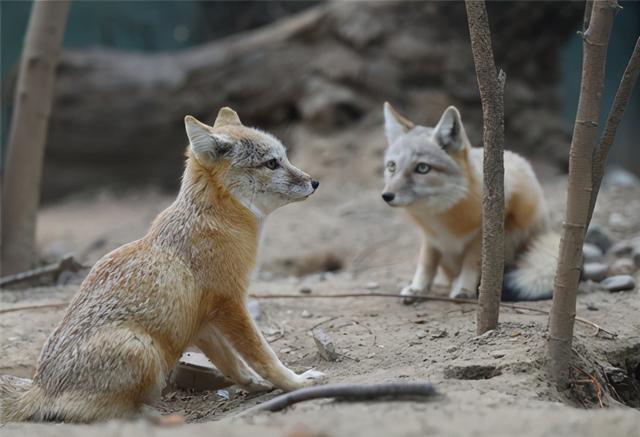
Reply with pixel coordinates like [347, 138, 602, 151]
[254, 382, 436, 413]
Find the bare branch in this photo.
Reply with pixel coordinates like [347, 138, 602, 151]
[588, 37, 640, 223]
[465, 0, 506, 335]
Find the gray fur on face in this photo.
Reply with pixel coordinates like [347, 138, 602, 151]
[382, 105, 470, 210]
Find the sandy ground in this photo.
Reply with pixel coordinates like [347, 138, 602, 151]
[1, 157, 640, 435]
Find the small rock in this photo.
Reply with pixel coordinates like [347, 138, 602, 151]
[608, 258, 636, 276]
[415, 329, 428, 339]
[299, 287, 312, 294]
[490, 350, 507, 359]
[582, 243, 603, 262]
[365, 281, 380, 290]
[601, 275, 636, 292]
[301, 310, 313, 318]
[280, 348, 292, 354]
[609, 212, 630, 231]
[632, 245, 640, 269]
[216, 389, 230, 400]
[585, 224, 613, 253]
[583, 262, 609, 282]
[610, 238, 636, 257]
[431, 329, 447, 339]
[446, 345, 458, 353]
[247, 300, 262, 321]
[586, 303, 599, 311]
[312, 328, 338, 361]
[169, 351, 230, 392]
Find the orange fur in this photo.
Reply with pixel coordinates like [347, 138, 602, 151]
[1, 109, 324, 424]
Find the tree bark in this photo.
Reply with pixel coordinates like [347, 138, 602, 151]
[547, 0, 618, 388]
[465, 0, 506, 335]
[587, 37, 640, 223]
[1, 0, 70, 275]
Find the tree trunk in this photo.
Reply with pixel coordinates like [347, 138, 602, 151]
[547, 0, 617, 388]
[1, 0, 70, 275]
[465, 0, 506, 335]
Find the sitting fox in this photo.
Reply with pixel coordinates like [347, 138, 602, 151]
[381, 103, 558, 303]
[0, 108, 325, 423]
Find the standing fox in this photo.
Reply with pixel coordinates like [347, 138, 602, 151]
[382, 103, 558, 303]
[0, 107, 325, 423]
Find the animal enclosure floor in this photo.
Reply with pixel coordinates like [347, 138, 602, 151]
[1, 178, 640, 436]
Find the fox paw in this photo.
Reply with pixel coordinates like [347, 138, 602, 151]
[298, 369, 327, 387]
[400, 286, 425, 305]
[449, 287, 477, 299]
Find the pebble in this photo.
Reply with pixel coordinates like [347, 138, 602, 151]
[446, 345, 458, 353]
[582, 262, 609, 282]
[582, 243, 603, 262]
[609, 212, 630, 231]
[585, 224, 613, 253]
[299, 287, 312, 294]
[431, 329, 447, 339]
[610, 239, 636, 257]
[415, 329, 427, 339]
[601, 275, 636, 292]
[608, 258, 635, 276]
[301, 310, 312, 318]
[490, 350, 507, 359]
[365, 281, 380, 290]
[632, 245, 640, 268]
[312, 328, 338, 361]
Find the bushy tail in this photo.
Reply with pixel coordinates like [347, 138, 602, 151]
[0, 375, 38, 423]
[502, 231, 560, 301]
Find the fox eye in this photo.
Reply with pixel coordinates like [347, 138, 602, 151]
[415, 163, 431, 174]
[263, 158, 280, 170]
[386, 161, 396, 173]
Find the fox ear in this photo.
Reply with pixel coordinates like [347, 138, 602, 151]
[433, 106, 465, 152]
[185, 115, 234, 162]
[213, 107, 242, 129]
[383, 102, 414, 144]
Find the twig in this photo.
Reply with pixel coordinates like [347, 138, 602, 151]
[0, 292, 617, 338]
[574, 366, 605, 408]
[0, 255, 86, 288]
[588, 37, 640, 223]
[249, 292, 616, 337]
[254, 382, 436, 413]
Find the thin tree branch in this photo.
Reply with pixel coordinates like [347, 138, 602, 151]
[465, 0, 506, 335]
[587, 37, 640, 223]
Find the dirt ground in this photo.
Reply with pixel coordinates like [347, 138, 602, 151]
[1, 149, 640, 435]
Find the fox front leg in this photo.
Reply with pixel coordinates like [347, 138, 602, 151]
[449, 235, 481, 299]
[401, 238, 440, 304]
[193, 322, 272, 393]
[212, 297, 326, 391]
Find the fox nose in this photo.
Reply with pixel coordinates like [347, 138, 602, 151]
[311, 180, 320, 190]
[381, 192, 395, 202]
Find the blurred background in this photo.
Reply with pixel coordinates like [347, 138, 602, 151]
[1, 0, 639, 277]
[1, 0, 638, 204]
